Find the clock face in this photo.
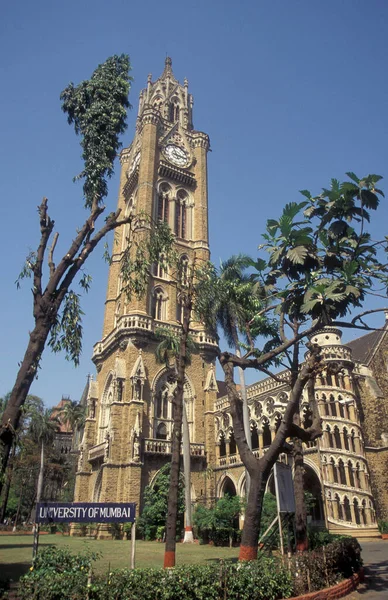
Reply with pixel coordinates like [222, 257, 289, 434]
[164, 144, 188, 167]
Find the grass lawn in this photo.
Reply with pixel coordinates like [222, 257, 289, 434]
[0, 534, 239, 583]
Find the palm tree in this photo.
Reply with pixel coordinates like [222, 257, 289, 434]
[29, 407, 59, 556]
[57, 400, 86, 452]
[58, 400, 85, 433]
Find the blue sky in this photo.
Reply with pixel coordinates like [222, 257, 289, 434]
[1, 1, 387, 406]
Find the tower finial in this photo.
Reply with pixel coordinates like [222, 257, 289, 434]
[163, 56, 173, 78]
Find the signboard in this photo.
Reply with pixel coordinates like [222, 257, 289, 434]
[274, 462, 295, 513]
[36, 502, 136, 524]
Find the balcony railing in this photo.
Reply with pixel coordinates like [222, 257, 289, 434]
[144, 438, 205, 457]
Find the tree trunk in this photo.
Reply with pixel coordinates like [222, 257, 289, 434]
[163, 369, 184, 567]
[0, 319, 52, 496]
[182, 402, 193, 543]
[232, 326, 251, 497]
[0, 444, 15, 522]
[220, 343, 322, 561]
[32, 440, 44, 558]
[293, 437, 308, 552]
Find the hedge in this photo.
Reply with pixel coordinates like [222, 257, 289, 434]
[17, 537, 362, 600]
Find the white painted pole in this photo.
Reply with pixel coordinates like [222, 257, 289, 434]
[131, 521, 136, 569]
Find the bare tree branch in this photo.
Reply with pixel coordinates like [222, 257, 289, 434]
[48, 232, 59, 278]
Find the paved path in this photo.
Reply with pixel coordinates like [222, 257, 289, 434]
[345, 540, 388, 600]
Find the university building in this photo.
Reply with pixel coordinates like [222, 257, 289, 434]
[73, 59, 388, 538]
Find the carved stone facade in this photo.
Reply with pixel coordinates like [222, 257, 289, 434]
[74, 59, 387, 539]
[73, 59, 218, 537]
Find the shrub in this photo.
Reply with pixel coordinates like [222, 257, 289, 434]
[18, 550, 291, 600]
[18, 545, 99, 600]
[378, 519, 388, 534]
[290, 537, 362, 596]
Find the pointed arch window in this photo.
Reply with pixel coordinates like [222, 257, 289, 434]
[169, 99, 180, 122]
[348, 460, 355, 487]
[156, 385, 169, 419]
[338, 459, 347, 485]
[175, 190, 188, 239]
[329, 394, 337, 417]
[153, 253, 168, 279]
[333, 426, 341, 449]
[229, 431, 237, 455]
[151, 287, 167, 321]
[157, 183, 170, 223]
[262, 419, 271, 448]
[156, 422, 167, 440]
[219, 432, 226, 457]
[251, 424, 259, 450]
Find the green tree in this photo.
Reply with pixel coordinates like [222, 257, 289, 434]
[0, 55, 173, 492]
[193, 495, 242, 547]
[57, 400, 86, 450]
[137, 463, 185, 541]
[198, 173, 388, 560]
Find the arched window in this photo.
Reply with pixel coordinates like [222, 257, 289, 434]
[251, 424, 259, 450]
[157, 183, 170, 223]
[156, 422, 167, 440]
[355, 463, 361, 488]
[219, 432, 226, 457]
[354, 499, 361, 525]
[338, 459, 347, 485]
[262, 419, 271, 447]
[361, 500, 367, 525]
[350, 430, 356, 453]
[156, 385, 169, 419]
[169, 99, 180, 122]
[153, 254, 168, 279]
[327, 426, 334, 448]
[334, 494, 342, 519]
[331, 457, 338, 483]
[229, 431, 237, 455]
[175, 190, 188, 239]
[344, 497, 352, 522]
[329, 394, 337, 417]
[322, 394, 330, 417]
[334, 426, 341, 449]
[151, 287, 166, 321]
[348, 461, 355, 487]
[343, 428, 349, 451]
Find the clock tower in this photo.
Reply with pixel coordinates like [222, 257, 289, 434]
[73, 58, 219, 532]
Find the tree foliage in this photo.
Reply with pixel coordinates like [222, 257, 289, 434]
[137, 464, 185, 541]
[60, 55, 132, 208]
[196, 172, 387, 560]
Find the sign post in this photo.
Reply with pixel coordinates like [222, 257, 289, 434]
[273, 463, 295, 555]
[34, 502, 136, 561]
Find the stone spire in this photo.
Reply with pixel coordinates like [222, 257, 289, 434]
[162, 56, 173, 78]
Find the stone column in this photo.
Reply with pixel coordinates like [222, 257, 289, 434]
[350, 503, 356, 524]
[270, 427, 276, 442]
[332, 498, 339, 520]
[258, 431, 263, 455]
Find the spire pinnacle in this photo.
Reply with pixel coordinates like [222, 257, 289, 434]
[162, 56, 173, 78]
